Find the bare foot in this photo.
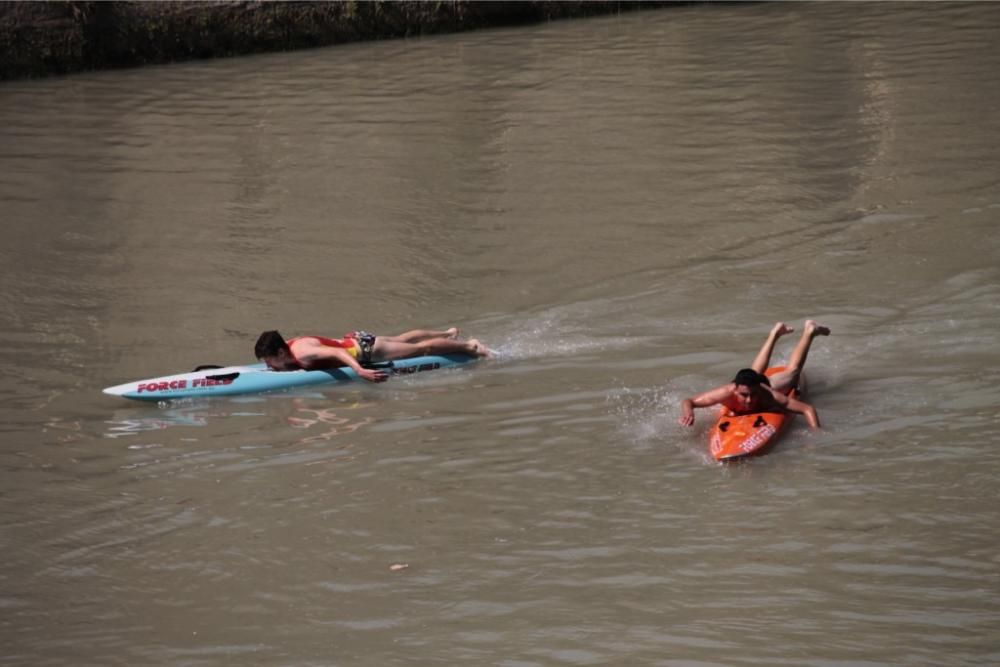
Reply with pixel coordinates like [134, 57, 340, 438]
[468, 339, 492, 358]
[445, 327, 460, 339]
[804, 320, 831, 337]
[772, 322, 794, 338]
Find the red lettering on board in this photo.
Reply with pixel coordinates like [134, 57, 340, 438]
[191, 377, 234, 389]
[137, 379, 188, 393]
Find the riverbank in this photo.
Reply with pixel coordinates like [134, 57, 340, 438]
[0, 1, 679, 81]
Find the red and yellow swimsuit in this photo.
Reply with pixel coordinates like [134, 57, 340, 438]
[287, 332, 377, 366]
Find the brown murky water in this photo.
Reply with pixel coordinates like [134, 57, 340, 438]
[2, 4, 999, 665]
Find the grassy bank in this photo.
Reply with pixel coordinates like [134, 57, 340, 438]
[0, 1, 678, 80]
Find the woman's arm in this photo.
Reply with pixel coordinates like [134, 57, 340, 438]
[296, 344, 388, 382]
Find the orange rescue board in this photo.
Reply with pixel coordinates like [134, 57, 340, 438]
[709, 367, 798, 462]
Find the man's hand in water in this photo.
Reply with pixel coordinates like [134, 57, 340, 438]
[678, 400, 695, 426]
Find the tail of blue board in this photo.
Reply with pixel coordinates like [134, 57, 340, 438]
[103, 354, 478, 401]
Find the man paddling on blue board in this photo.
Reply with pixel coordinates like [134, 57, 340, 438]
[254, 328, 491, 382]
[678, 320, 830, 429]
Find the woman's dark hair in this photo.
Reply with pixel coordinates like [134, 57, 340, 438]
[254, 330, 289, 359]
[732, 368, 770, 387]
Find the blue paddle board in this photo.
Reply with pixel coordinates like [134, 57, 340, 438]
[103, 354, 478, 401]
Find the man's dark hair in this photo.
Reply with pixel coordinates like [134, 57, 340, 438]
[254, 330, 289, 359]
[733, 368, 770, 387]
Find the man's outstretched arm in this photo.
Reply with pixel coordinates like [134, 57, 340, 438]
[778, 394, 821, 429]
[679, 385, 731, 427]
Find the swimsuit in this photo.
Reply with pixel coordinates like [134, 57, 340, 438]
[348, 331, 377, 366]
[287, 332, 378, 367]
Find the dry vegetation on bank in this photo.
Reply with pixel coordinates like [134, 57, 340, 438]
[1, 1, 678, 80]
